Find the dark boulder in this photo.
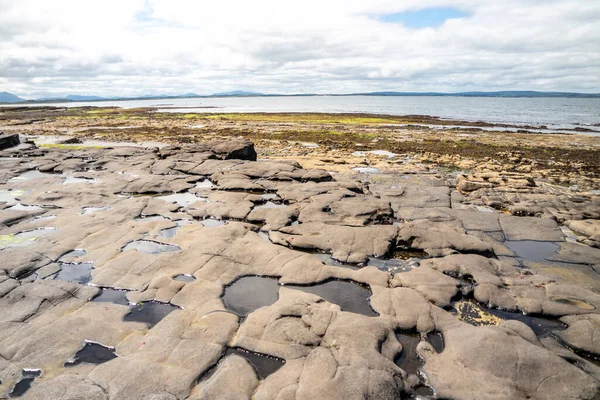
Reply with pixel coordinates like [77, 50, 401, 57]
[0, 133, 20, 150]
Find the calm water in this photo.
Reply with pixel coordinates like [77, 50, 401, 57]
[6, 96, 600, 132]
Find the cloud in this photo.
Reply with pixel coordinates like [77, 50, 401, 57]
[0, 0, 599, 98]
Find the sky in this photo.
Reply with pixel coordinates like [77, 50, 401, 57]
[1, 0, 599, 98]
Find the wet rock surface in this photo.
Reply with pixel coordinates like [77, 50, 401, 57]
[1, 137, 599, 399]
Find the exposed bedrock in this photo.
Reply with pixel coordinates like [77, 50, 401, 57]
[1, 137, 599, 399]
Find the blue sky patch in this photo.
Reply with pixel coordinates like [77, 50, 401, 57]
[378, 7, 469, 29]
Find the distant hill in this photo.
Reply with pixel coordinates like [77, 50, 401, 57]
[66, 95, 106, 101]
[0, 92, 25, 103]
[211, 90, 264, 97]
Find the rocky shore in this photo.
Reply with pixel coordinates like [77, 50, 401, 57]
[0, 113, 600, 399]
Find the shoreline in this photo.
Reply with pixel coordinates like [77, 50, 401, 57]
[1, 106, 599, 190]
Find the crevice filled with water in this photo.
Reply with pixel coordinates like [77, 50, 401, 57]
[225, 347, 286, 379]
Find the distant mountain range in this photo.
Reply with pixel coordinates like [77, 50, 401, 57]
[0, 92, 26, 103]
[211, 90, 264, 97]
[1, 90, 599, 104]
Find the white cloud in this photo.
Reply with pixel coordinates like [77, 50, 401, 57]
[0, 0, 599, 98]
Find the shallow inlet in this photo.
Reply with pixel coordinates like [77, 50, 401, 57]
[65, 342, 117, 367]
[123, 301, 180, 327]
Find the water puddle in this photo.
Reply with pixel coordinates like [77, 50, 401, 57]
[65, 341, 117, 367]
[352, 150, 396, 158]
[313, 253, 359, 270]
[475, 205, 495, 213]
[32, 214, 56, 221]
[196, 179, 215, 189]
[394, 248, 429, 260]
[60, 249, 87, 261]
[254, 201, 288, 210]
[367, 257, 419, 274]
[122, 239, 181, 254]
[225, 347, 285, 379]
[9, 170, 56, 181]
[123, 301, 180, 328]
[0, 189, 30, 205]
[222, 276, 378, 318]
[395, 332, 422, 375]
[8, 203, 43, 212]
[286, 280, 378, 317]
[135, 214, 170, 222]
[9, 369, 42, 397]
[63, 176, 96, 185]
[92, 288, 130, 306]
[157, 192, 199, 207]
[425, 331, 444, 353]
[201, 218, 226, 227]
[395, 333, 435, 397]
[80, 206, 110, 215]
[258, 231, 272, 243]
[352, 166, 382, 174]
[504, 240, 559, 262]
[222, 276, 280, 317]
[261, 193, 279, 200]
[157, 219, 192, 238]
[173, 274, 196, 282]
[54, 262, 94, 285]
[0, 228, 58, 249]
[453, 300, 565, 337]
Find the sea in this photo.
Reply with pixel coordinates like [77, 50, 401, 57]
[5, 95, 600, 135]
